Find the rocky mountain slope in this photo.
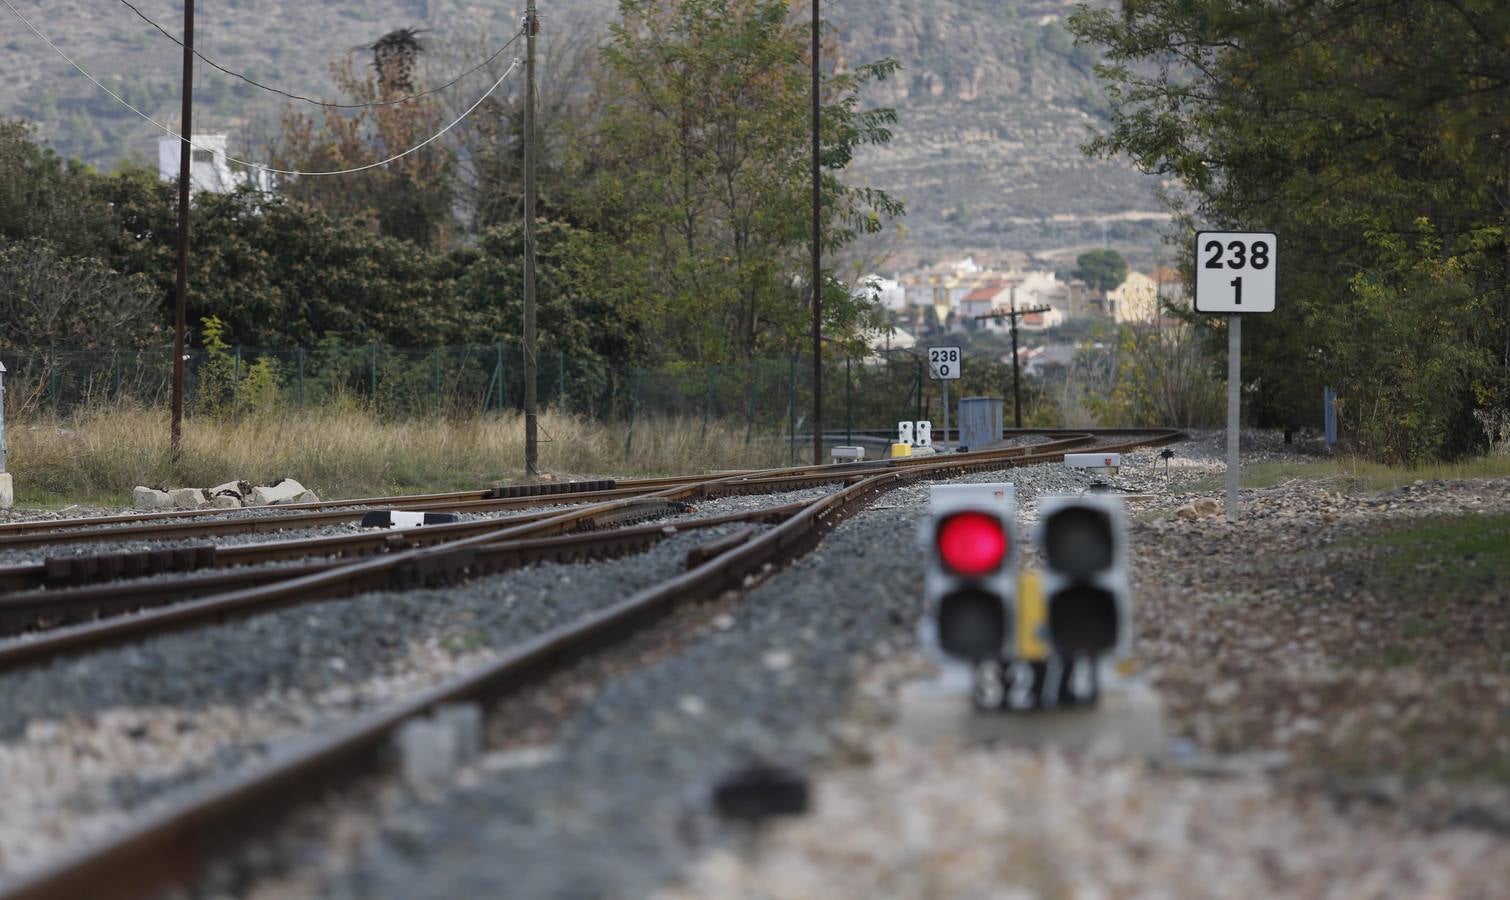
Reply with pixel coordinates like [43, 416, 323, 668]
[1, 0, 1163, 255]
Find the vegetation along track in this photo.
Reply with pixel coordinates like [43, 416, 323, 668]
[0, 428, 1182, 900]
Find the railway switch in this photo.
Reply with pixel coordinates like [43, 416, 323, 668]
[920, 483, 1018, 665]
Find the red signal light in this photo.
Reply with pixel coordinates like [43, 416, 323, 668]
[936, 511, 1007, 576]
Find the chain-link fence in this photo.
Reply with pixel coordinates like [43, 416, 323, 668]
[0, 343, 1049, 442]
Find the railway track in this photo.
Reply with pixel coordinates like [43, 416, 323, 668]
[0, 429, 1183, 900]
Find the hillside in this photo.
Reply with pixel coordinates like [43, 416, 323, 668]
[0, 0, 1164, 258]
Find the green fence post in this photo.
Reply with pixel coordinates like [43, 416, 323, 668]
[701, 365, 715, 442]
[745, 362, 756, 446]
[233, 346, 242, 416]
[370, 344, 379, 411]
[787, 356, 796, 464]
[112, 348, 121, 402]
[623, 368, 641, 462]
[495, 341, 505, 411]
[433, 348, 442, 408]
[558, 351, 566, 411]
[296, 348, 305, 408]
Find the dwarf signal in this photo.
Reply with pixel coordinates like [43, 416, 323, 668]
[920, 484, 1019, 666]
[1037, 494, 1132, 663]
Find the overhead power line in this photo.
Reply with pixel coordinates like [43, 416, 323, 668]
[1, 0, 523, 177]
[112, 0, 519, 110]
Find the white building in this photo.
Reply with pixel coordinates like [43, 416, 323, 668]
[158, 134, 273, 194]
[855, 274, 907, 312]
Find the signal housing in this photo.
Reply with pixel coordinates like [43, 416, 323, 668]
[920, 483, 1019, 664]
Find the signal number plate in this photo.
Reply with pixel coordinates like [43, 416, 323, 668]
[972, 655, 1099, 712]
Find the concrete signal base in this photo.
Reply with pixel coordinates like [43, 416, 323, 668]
[0, 472, 12, 510]
[895, 670, 1167, 760]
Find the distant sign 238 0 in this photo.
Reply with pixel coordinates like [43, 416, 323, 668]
[928, 346, 962, 380]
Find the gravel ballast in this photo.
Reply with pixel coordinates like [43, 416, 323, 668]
[0, 504, 785, 877]
[209, 435, 1508, 898]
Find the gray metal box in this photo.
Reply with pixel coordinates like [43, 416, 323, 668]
[957, 396, 1004, 449]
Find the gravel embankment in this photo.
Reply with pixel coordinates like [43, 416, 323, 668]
[0, 496, 800, 878]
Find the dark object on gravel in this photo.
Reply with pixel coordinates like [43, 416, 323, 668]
[712, 763, 810, 822]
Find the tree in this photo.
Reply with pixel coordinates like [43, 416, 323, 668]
[275, 29, 455, 247]
[1071, 0, 1509, 461]
[574, 0, 903, 364]
[1073, 248, 1128, 293]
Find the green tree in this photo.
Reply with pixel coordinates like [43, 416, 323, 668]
[1071, 0, 1509, 462]
[575, 0, 903, 364]
[1072, 248, 1128, 293]
[275, 29, 455, 247]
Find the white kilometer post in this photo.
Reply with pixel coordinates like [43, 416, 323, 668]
[1193, 231, 1277, 522]
[928, 346, 962, 451]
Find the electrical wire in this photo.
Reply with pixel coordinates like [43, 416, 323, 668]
[1, 0, 522, 177]
[113, 0, 521, 110]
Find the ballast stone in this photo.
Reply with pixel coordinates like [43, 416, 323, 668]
[132, 486, 174, 510]
[210, 494, 242, 510]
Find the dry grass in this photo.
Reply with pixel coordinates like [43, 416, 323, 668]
[1189, 455, 1510, 495]
[7, 405, 794, 506]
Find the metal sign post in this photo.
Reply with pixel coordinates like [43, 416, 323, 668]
[1194, 231, 1277, 522]
[1226, 315, 1241, 520]
[942, 379, 950, 451]
[928, 346, 962, 451]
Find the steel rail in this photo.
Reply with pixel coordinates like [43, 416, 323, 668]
[0, 473, 725, 538]
[0, 502, 811, 638]
[0, 427, 1184, 900]
[0, 435, 1098, 589]
[0, 431, 1108, 549]
[0, 451, 904, 671]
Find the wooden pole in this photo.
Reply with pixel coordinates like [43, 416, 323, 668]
[523, 1, 540, 476]
[809, 0, 822, 465]
[170, 0, 195, 462]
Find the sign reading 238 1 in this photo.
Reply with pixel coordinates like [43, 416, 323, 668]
[1194, 231, 1277, 314]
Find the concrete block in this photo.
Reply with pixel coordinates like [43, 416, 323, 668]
[210, 494, 242, 510]
[831, 446, 865, 462]
[396, 718, 458, 790]
[435, 703, 484, 764]
[169, 487, 206, 509]
[0, 472, 11, 510]
[208, 480, 250, 501]
[249, 478, 310, 506]
[133, 486, 174, 510]
[895, 674, 1167, 760]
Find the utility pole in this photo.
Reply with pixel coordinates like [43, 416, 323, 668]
[809, 0, 822, 465]
[522, 1, 540, 476]
[973, 301, 1051, 429]
[170, 0, 195, 462]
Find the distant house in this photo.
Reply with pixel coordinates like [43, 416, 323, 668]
[158, 134, 273, 194]
[855, 274, 907, 311]
[1107, 271, 1160, 323]
[1151, 266, 1188, 310]
[960, 281, 1010, 322]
